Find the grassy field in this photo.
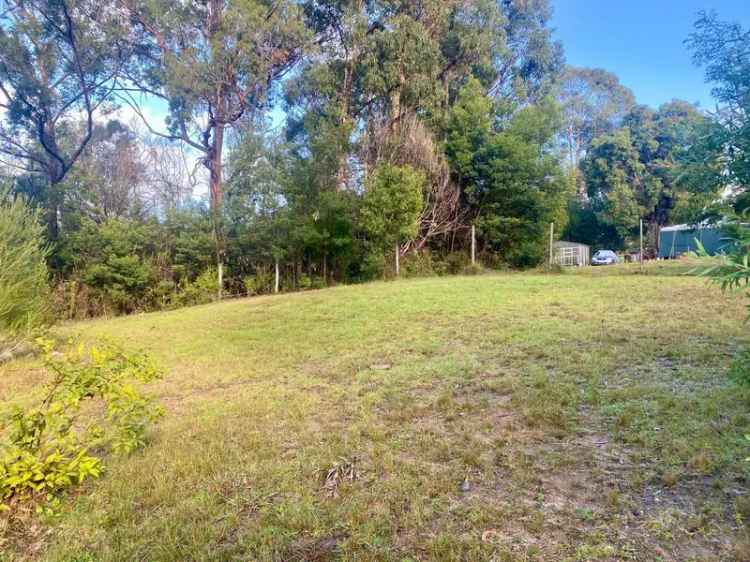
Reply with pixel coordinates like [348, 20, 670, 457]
[2, 263, 750, 561]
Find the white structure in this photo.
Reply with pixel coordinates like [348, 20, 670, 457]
[553, 241, 590, 267]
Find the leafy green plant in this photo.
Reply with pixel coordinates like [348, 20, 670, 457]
[360, 164, 425, 257]
[0, 340, 163, 510]
[171, 267, 219, 308]
[243, 267, 274, 296]
[698, 223, 750, 385]
[402, 251, 438, 278]
[0, 187, 51, 339]
[698, 227, 750, 295]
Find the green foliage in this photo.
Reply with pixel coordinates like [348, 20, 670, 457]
[582, 101, 720, 249]
[562, 198, 623, 250]
[687, 12, 750, 189]
[699, 224, 750, 295]
[0, 340, 163, 509]
[401, 252, 440, 278]
[171, 268, 219, 308]
[59, 218, 158, 315]
[0, 188, 51, 337]
[699, 222, 750, 385]
[461, 263, 485, 276]
[557, 66, 636, 171]
[0, 0, 133, 250]
[361, 164, 425, 249]
[446, 79, 570, 267]
[53, 211, 217, 317]
[243, 268, 274, 296]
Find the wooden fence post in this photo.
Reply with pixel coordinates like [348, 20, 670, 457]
[639, 219, 644, 266]
[549, 222, 554, 267]
[274, 258, 280, 293]
[471, 225, 476, 265]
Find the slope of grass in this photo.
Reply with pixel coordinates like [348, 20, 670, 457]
[1, 263, 749, 561]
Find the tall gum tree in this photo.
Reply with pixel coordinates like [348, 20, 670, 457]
[0, 0, 129, 241]
[122, 0, 307, 297]
[556, 66, 635, 194]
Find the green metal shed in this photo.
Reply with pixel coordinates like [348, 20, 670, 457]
[658, 225, 728, 258]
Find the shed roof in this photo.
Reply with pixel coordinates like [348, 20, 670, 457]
[553, 240, 590, 248]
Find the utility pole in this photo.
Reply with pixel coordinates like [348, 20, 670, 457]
[471, 225, 476, 266]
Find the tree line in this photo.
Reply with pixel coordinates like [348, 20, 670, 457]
[0, 1, 747, 319]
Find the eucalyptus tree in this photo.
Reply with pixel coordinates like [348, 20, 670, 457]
[0, 0, 129, 240]
[687, 11, 750, 191]
[121, 0, 308, 297]
[289, 0, 564, 261]
[491, 0, 565, 103]
[557, 67, 635, 181]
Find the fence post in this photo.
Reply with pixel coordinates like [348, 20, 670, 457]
[395, 242, 400, 277]
[471, 225, 476, 266]
[639, 219, 644, 266]
[274, 258, 280, 294]
[549, 222, 554, 267]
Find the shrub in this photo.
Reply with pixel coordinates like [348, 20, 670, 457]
[360, 164, 425, 248]
[0, 340, 163, 510]
[461, 263, 485, 275]
[171, 267, 219, 308]
[243, 267, 274, 296]
[309, 276, 327, 290]
[444, 252, 469, 274]
[699, 223, 750, 386]
[0, 189, 51, 338]
[402, 251, 438, 278]
[361, 251, 386, 280]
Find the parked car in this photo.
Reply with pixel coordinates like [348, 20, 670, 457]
[592, 250, 618, 265]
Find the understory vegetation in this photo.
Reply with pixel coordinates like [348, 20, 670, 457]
[0, 189, 50, 340]
[0, 2, 747, 321]
[0, 341, 163, 514]
[0, 264, 748, 561]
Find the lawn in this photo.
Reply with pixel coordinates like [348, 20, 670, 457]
[1, 264, 749, 561]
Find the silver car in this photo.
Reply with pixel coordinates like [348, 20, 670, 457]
[592, 250, 618, 265]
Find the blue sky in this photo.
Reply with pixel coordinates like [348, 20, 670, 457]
[551, 0, 750, 110]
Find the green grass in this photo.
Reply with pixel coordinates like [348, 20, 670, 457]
[2, 262, 749, 561]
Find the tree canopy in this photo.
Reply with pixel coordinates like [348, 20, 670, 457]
[0, 0, 746, 317]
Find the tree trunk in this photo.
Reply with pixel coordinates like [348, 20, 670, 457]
[649, 219, 660, 256]
[44, 187, 60, 242]
[209, 121, 225, 300]
[44, 134, 66, 242]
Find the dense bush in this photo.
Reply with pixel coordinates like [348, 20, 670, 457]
[170, 267, 219, 308]
[0, 340, 163, 510]
[53, 215, 219, 318]
[402, 251, 439, 278]
[243, 267, 274, 296]
[0, 189, 51, 339]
